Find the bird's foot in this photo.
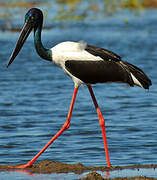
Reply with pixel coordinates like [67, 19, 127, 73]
[8, 163, 32, 169]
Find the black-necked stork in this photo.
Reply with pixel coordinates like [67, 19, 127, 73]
[7, 8, 152, 169]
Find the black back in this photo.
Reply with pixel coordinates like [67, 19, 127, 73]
[85, 44, 121, 62]
[65, 44, 152, 89]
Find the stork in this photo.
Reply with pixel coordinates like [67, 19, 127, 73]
[7, 8, 152, 168]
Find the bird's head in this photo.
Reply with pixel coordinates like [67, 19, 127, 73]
[7, 8, 43, 67]
[25, 8, 43, 30]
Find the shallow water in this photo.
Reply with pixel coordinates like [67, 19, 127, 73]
[0, 6, 157, 180]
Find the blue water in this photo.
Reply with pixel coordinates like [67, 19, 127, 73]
[0, 7, 157, 179]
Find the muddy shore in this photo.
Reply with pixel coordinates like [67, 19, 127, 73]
[0, 160, 157, 179]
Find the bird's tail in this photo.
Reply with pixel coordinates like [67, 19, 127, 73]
[120, 61, 152, 89]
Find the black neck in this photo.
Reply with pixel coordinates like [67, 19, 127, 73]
[34, 23, 52, 62]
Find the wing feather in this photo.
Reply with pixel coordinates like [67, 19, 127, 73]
[65, 60, 134, 85]
[85, 44, 121, 62]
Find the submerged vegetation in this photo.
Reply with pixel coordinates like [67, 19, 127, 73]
[0, 0, 157, 31]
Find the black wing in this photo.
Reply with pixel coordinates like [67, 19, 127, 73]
[65, 60, 152, 89]
[85, 44, 121, 62]
[65, 60, 134, 86]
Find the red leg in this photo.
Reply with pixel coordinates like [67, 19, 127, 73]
[9, 87, 79, 169]
[87, 85, 111, 167]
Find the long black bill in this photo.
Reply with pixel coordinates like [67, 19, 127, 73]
[7, 22, 33, 67]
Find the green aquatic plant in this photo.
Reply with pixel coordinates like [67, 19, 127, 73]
[54, 0, 86, 21]
[0, 0, 157, 31]
[120, 0, 144, 10]
[119, 0, 157, 10]
[0, 0, 40, 7]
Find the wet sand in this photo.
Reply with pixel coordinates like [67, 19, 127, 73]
[81, 172, 157, 180]
[0, 160, 157, 179]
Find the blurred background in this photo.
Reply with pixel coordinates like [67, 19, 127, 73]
[0, 0, 157, 31]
